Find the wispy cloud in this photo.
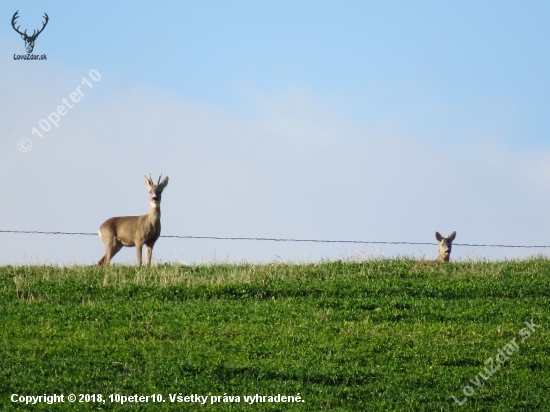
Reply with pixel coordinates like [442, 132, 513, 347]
[1, 55, 549, 264]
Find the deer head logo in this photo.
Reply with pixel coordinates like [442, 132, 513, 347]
[11, 11, 49, 54]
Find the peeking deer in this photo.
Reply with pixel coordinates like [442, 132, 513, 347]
[98, 174, 169, 266]
[435, 231, 456, 263]
[416, 231, 456, 267]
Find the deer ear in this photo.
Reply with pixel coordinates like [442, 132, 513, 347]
[144, 175, 153, 189]
[448, 231, 456, 241]
[435, 232, 443, 242]
[159, 176, 169, 189]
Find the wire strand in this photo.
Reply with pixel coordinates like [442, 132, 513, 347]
[1, 230, 549, 248]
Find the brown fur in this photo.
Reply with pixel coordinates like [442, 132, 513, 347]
[435, 231, 456, 263]
[98, 174, 169, 266]
[415, 231, 457, 267]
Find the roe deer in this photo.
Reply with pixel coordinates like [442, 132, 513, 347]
[435, 231, 456, 263]
[98, 174, 169, 266]
[415, 231, 456, 267]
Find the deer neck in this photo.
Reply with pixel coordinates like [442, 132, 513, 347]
[147, 203, 161, 223]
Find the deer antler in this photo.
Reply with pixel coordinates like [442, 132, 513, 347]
[148, 172, 153, 184]
[11, 11, 49, 40]
[157, 173, 162, 186]
[30, 13, 49, 39]
[11, 11, 26, 37]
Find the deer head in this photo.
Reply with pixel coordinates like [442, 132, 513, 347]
[12, 11, 49, 54]
[144, 173, 169, 209]
[435, 231, 456, 263]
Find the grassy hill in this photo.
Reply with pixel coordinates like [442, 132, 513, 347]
[1, 259, 548, 411]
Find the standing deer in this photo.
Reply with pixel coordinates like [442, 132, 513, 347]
[435, 231, 456, 263]
[98, 174, 169, 266]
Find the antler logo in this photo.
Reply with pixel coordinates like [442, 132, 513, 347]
[11, 10, 49, 54]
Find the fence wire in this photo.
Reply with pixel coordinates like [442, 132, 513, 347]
[1, 230, 549, 248]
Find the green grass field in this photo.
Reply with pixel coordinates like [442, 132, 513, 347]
[1, 259, 548, 411]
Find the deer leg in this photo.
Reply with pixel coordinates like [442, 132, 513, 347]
[108, 242, 123, 263]
[98, 230, 122, 266]
[101, 240, 122, 266]
[98, 230, 108, 266]
[136, 243, 143, 266]
[145, 244, 154, 265]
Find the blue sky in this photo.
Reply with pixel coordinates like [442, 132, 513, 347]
[2, 1, 550, 264]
